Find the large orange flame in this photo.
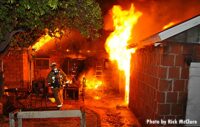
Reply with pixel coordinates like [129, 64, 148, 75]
[105, 4, 142, 104]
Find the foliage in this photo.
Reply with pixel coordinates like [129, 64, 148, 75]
[0, 0, 103, 47]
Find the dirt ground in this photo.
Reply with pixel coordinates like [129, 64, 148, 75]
[0, 91, 141, 127]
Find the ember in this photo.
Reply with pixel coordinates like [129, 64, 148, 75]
[105, 4, 142, 104]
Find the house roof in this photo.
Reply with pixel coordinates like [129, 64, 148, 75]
[133, 15, 200, 49]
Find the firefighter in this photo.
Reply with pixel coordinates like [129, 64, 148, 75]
[47, 62, 66, 108]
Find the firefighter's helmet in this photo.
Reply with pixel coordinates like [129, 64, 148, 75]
[50, 62, 57, 67]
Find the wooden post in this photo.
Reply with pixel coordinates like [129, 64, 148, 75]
[1, 59, 3, 71]
[9, 112, 15, 127]
[82, 111, 86, 127]
[18, 118, 22, 127]
[80, 107, 86, 127]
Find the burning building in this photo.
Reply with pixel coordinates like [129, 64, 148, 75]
[0, 1, 200, 126]
[0, 28, 122, 101]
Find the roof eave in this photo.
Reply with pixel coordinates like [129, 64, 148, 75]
[130, 15, 200, 49]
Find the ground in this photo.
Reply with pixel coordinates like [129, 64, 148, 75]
[0, 91, 141, 127]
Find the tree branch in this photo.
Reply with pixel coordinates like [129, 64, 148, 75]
[0, 29, 25, 55]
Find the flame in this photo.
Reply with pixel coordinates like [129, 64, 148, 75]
[94, 96, 101, 100]
[80, 70, 103, 90]
[32, 29, 63, 51]
[105, 4, 142, 104]
[79, 69, 104, 100]
[86, 78, 102, 90]
[163, 22, 175, 30]
[32, 33, 53, 51]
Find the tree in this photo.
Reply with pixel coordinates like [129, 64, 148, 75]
[0, 0, 103, 52]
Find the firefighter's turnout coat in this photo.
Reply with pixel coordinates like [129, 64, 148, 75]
[47, 68, 67, 88]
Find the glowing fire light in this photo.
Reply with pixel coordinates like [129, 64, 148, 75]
[84, 78, 103, 100]
[163, 22, 175, 30]
[79, 69, 103, 90]
[32, 29, 63, 51]
[84, 77, 103, 90]
[80, 70, 104, 100]
[105, 4, 142, 104]
[32, 33, 53, 51]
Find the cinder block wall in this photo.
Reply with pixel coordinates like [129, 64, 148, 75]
[129, 42, 200, 126]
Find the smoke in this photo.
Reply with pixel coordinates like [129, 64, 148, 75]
[35, 0, 200, 56]
[103, 0, 200, 43]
